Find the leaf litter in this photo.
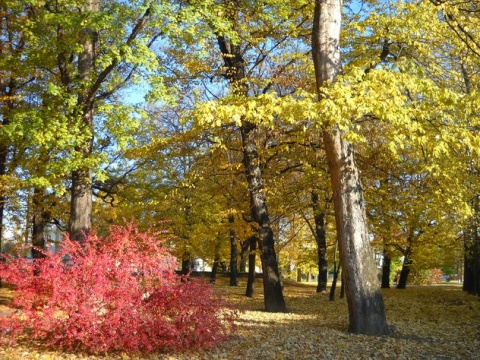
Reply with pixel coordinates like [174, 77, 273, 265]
[1, 279, 479, 359]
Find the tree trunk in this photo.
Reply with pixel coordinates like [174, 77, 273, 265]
[239, 239, 249, 272]
[246, 235, 258, 298]
[381, 251, 391, 289]
[0, 143, 7, 257]
[463, 214, 480, 296]
[396, 245, 412, 289]
[340, 270, 345, 299]
[229, 215, 238, 286]
[31, 188, 50, 259]
[312, 191, 328, 293]
[181, 251, 191, 276]
[210, 249, 220, 284]
[312, 0, 389, 335]
[329, 263, 340, 301]
[0, 78, 15, 261]
[216, 28, 286, 312]
[241, 122, 287, 312]
[396, 255, 412, 289]
[69, 0, 98, 242]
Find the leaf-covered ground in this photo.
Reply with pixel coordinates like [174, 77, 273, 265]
[1, 279, 479, 359]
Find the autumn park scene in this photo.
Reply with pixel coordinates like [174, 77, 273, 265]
[0, 0, 479, 359]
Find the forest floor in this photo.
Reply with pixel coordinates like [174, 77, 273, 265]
[1, 278, 479, 360]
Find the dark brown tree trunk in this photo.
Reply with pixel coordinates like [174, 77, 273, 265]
[239, 239, 249, 272]
[0, 79, 15, 261]
[329, 263, 340, 301]
[312, 0, 389, 334]
[463, 248, 474, 293]
[216, 26, 286, 311]
[396, 256, 412, 289]
[0, 143, 6, 287]
[210, 245, 220, 284]
[31, 188, 51, 259]
[229, 215, 238, 286]
[340, 270, 345, 299]
[381, 251, 391, 288]
[246, 235, 258, 298]
[312, 191, 328, 293]
[181, 251, 191, 276]
[0, 144, 7, 257]
[241, 122, 287, 312]
[463, 214, 480, 296]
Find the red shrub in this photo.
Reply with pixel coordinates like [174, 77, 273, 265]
[0, 223, 237, 354]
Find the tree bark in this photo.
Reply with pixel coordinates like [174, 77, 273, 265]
[312, 0, 389, 334]
[329, 263, 340, 301]
[463, 202, 480, 296]
[396, 257, 412, 289]
[69, 0, 98, 242]
[241, 122, 287, 312]
[311, 191, 328, 292]
[229, 215, 238, 286]
[239, 239, 249, 272]
[246, 235, 258, 298]
[31, 188, 51, 259]
[210, 241, 221, 284]
[381, 251, 391, 289]
[216, 25, 286, 312]
[396, 246, 412, 289]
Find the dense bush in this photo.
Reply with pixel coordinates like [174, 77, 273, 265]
[0, 223, 237, 354]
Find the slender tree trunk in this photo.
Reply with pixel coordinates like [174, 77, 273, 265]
[0, 144, 7, 256]
[210, 240, 221, 284]
[396, 256, 412, 289]
[0, 80, 15, 260]
[329, 263, 340, 301]
[381, 251, 391, 288]
[241, 122, 287, 312]
[246, 235, 258, 298]
[312, 191, 328, 293]
[312, 0, 389, 335]
[397, 246, 412, 289]
[229, 215, 238, 286]
[239, 239, 249, 272]
[216, 28, 286, 312]
[181, 250, 191, 276]
[31, 188, 51, 259]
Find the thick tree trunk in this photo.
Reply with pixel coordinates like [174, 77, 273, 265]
[381, 251, 391, 289]
[312, 0, 389, 335]
[463, 216, 480, 296]
[246, 235, 258, 298]
[69, 167, 92, 242]
[229, 215, 238, 286]
[69, 0, 97, 242]
[312, 192, 328, 293]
